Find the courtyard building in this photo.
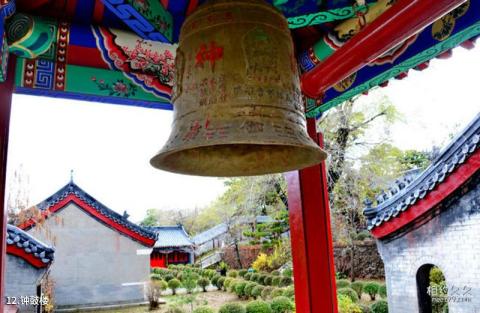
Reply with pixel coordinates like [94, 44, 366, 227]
[18, 181, 157, 309]
[365, 114, 480, 313]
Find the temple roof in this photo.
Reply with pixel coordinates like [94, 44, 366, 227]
[147, 225, 193, 248]
[6, 224, 55, 268]
[19, 181, 158, 247]
[192, 223, 228, 245]
[365, 113, 480, 237]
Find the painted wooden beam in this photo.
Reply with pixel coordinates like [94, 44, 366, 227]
[286, 119, 338, 313]
[301, 0, 467, 98]
[0, 57, 15, 313]
[100, 0, 173, 43]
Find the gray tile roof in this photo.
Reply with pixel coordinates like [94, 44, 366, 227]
[364, 113, 480, 231]
[6, 224, 55, 265]
[31, 182, 158, 245]
[147, 225, 193, 248]
[192, 223, 228, 245]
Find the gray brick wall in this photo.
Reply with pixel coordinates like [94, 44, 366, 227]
[377, 183, 480, 313]
[5, 255, 47, 313]
[27, 203, 152, 309]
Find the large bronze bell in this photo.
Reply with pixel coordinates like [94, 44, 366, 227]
[151, 0, 327, 177]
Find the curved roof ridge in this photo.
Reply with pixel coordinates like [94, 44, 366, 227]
[364, 113, 480, 231]
[6, 224, 55, 268]
[21, 181, 158, 246]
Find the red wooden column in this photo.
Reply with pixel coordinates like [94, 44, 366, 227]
[286, 118, 338, 313]
[0, 58, 15, 313]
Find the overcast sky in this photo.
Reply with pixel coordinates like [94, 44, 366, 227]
[6, 46, 479, 222]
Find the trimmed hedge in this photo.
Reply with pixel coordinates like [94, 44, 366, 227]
[217, 277, 226, 290]
[336, 279, 351, 289]
[198, 277, 210, 292]
[351, 281, 364, 300]
[379, 284, 387, 299]
[264, 276, 273, 286]
[261, 287, 274, 300]
[219, 303, 246, 313]
[271, 288, 284, 299]
[272, 277, 281, 287]
[252, 285, 265, 299]
[270, 296, 295, 313]
[370, 300, 388, 313]
[245, 282, 258, 298]
[235, 281, 248, 298]
[279, 277, 292, 287]
[168, 279, 181, 295]
[282, 286, 295, 299]
[364, 282, 380, 301]
[246, 300, 273, 313]
[337, 287, 359, 303]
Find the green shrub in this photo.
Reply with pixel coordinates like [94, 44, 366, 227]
[282, 286, 295, 299]
[151, 273, 163, 281]
[164, 274, 175, 282]
[235, 281, 248, 298]
[152, 268, 170, 275]
[205, 270, 216, 279]
[370, 300, 388, 313]
[239, 269, 248, 277]
[279, 277, 292, 287]
[246, 300, 272, 313]
[351, 282, 364, 299]
[282, 268, 293, 278]
[193, 307, 215, 313]
[264, 276, 273, 286]
[429, 267, 445, 285]
[364, 282, 380, 301]
[337, 294, 362, 313]
[230, 280, 240, 293]
[271, 270, 280, 276]
[211, 275, 220, 286]
[359, 304, 371, 313]
[252, 285, 264, 299]
[245, 282, 258, 298]
[198, 277, 210, 292]
[272, 277, 281, 286]
[245, 273, 253, 281]
[224, 278, 233, 289]
[258, 274, 268, 285]
[261, 287, 274, 300]
[338, 288, 359, 303]
[168, 278, 181, 295]
[356, 230, 371, 241]
[217, 277, 226, 290]
[336, 279, 351, 289]
[270, 296, 294, 313]
[379, 284, 387, 299]
[251, 273, 260, 282]
[271, 288, 284, 298]
[219, 303, 246, 313]
[228, 270, 239, 278]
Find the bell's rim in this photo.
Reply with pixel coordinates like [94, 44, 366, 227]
[150, 142, 328, 177]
